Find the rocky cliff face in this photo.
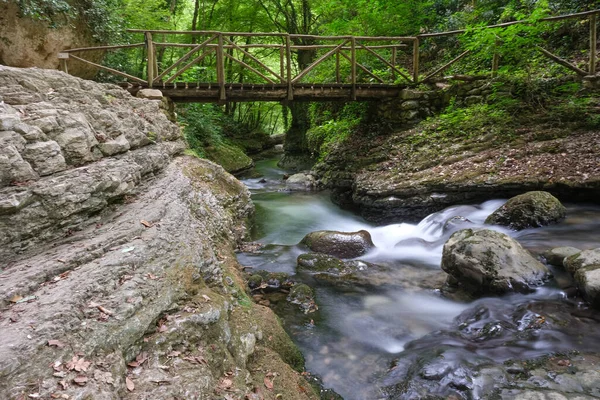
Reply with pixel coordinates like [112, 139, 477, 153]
[0, 67, 318, 400]
[0, 2, 101, 78]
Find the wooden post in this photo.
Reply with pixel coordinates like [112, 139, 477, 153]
[336, 49, 341, 83]
[216, 33, 226, 101]
[153, 42, 159, 81]
[145, 31, 155, 87]
[286, 35, 293, 101]
[280, 47, 285, 83]
[351, 37, 356, 100]
[591, 14, 597, 75]
[58, 53, 69, 74]
[413, 38, 420, 83]
[391, 46, 397, 81]
[492, 45, 500, 77]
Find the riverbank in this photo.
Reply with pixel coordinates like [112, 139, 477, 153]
[312, 82, 600, 223]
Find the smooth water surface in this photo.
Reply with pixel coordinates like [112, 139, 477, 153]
[238, 159, 600, 399]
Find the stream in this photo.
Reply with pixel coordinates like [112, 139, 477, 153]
[237, 158, 600, 400]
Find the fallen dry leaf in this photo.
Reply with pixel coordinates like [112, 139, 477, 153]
[220, 378, 233, 389]
[264, 377, 274, 390]
[140, 220, 153, 228]
[58, 380, 68, 390]
[66, 356, 91, 372]
[126, 377, 135, 392]
[48, 340, 66, 348]
[10, 295, 23, 303]
[73, 375, 88, 386]
[202, 294, 211, 302]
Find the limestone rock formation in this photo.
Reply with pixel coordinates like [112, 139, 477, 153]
[485, 191, 567, 230]
[0, 67, 317, 400]
[300, 229, 375, 259]
[441, 229, 550, 295]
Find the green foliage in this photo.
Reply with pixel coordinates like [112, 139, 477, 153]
[179, 104, 227, 158]
[306, 102, 369, 159]
[419, 100, 514, 144]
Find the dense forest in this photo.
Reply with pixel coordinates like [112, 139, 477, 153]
[13, 0, 599, 170]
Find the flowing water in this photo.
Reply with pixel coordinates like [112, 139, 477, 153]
[237, 158, 600, 399]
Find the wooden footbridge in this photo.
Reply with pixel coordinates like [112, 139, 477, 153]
[58, 9, 599, 103]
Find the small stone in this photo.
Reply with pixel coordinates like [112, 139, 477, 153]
[137, 89, 163, 100]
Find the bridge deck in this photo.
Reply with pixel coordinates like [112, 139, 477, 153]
[125, 83, 404, 102]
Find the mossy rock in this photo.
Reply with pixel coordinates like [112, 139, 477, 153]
[287, 283, 317, 313]
[485, 191, 566, 230]
[204, 141, 254, 174]
[297, 252, 348, 274]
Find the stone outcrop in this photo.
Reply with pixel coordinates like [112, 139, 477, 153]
[299, 229, 375, 259]
[485, 191, 567, 230]
[0, 67, 317, 400]
[0, 66, 181, 260]
[441, 229, 550, 295]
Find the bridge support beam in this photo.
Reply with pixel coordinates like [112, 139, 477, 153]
[145, 32, 155, 88]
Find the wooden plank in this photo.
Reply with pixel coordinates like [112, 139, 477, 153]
[154, 34, 218, 83]
[358, 43, 411, 82]
[537, 46, 588, 76]
[351, 37, 356, 100]
[591, 14, 597, 75]
[224, 53, 275, 84]
[64, 43, 145, 53]
[165, 50, 214, 84]
[223, 37, 283, 81]
[291, 40, 349, 84]
[413, 38, 420, 83]
[68, 54, 146, 84]
[217, 34, 226, 101]
[145, 32, 155, 87]
[423, 50, 470, 82]
[154, 43, 406, 50]
[286, 35, 293, 101]
[340, 51, 384, 83]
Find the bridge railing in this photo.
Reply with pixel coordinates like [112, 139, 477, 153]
[58, 8, 599, 102]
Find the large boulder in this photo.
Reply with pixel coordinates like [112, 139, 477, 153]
[565, 249, 600, 308]
[441, 229, 550, 295]
[485, 191, 566, 230]
[299, 229, 375, 258]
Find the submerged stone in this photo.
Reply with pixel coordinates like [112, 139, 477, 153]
[300, 229, 375, 259]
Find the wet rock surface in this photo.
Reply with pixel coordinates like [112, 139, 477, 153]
[441, 229, 550, 295]
[544, 247, 582, 267]
[485, 191, 567, 230]
[565, 248, 600, 308]
[381, 298, 600, 400]
[300, 229, 375, 259]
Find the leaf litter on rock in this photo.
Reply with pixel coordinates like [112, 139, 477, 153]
[48, 340, 66, 348]
[65, 356, 91, 372]
[126, 377, 135, 392]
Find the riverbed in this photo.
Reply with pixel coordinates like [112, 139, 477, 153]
[237, 158, 600, 399]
